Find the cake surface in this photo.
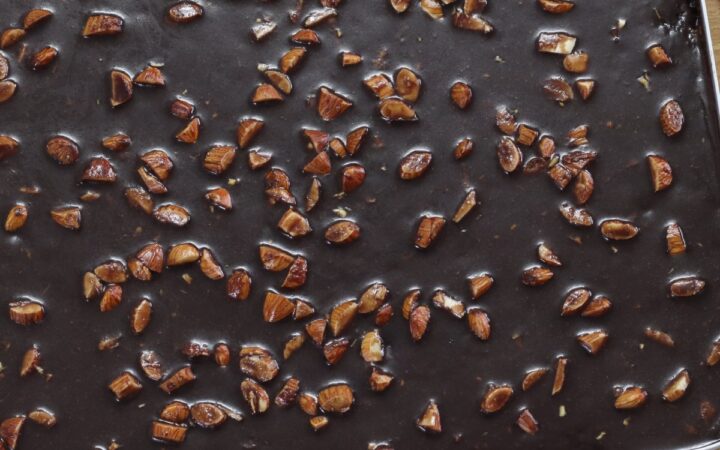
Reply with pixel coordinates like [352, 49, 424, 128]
[1, 1, 720, 449]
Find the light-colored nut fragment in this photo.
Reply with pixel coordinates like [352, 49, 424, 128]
[551, 357, 567, 396]
[497, 137, 522, 173]
[130, 299, 152, 334]
[263, 291, 295, 323]
[358, 283, 389, 314]
[409, 305, 430, 341]
[480, 385, 513, 414]
[317, 86, 352, 121]
[577, 330, 608, 355]
[537, 32, 576, 54]
[614, 386, 648, 410]
[364, 74, 395, 99]
[432, 290, 466, 319]
[360, 330, 384, 362]
[379, 97, 418, 122]
[278, 208, 312, 238]
[600, 219, 639, 240]
[226, 269, 252, 300]
[662, 369, 690, 402]
[239, 346, 279, 382]
[395, 67, 422, 102]
[468, 274, 494, 299]
[167, 243, 200, 266]
[669, 277, 705, 297]
[237, 118, 264, 149]
[647, 154, 673, 192]
[415, 215, 446, 249]
[108, 371, 142, 400]
[159, 367, 195, 394]
[467, 308, 491, 340]
[516, 409, 539, 435]
[329, 300, 358, 336]
[522, 266, 554, 286]
[416, 401, 441, 433]
[4, 204, 28, 232]
[241, 378, 270, 414]
[665, 223, 686, 255]
[660, 99, 683, 137]
[561, 288, 591, 316]
[522, 368, 549, 391]
[538, 0, 574, 14]
[151, 421, 187, 444]
[318, 384, 354, 414]
[325, 220, 360, 245]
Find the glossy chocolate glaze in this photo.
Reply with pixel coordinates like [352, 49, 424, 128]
[1, 1, 720, 449]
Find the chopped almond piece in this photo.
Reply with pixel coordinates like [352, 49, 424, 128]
[204, 145, 236, 175]
[0, 135, 19, 160]
[83, 14, 123, 36]
[647, 154, 673, 192]
[110, 70, 133, 107]
[159, 367, 196, 394]
[109, 372, 142, 400]
[134, 66, 165, 86]
[644, 327, 675, 348]
[432, 290, 466, 319]
[538, 0, 574, 13]
[20, 345, 41, 377]
[563, 51, 588, 73]
[360, 330, 384, 362]
[303, 151, 332, 175]
[317, 86, 352, 121]
[306, 318, 328, 346]
[537, 32, 576, 54]
[659, 100, 684, 136]
[600, 219, 639, 240]
[329, 300, 358, 336]
[415, 215, 446, 249]
[370, 367, 394, 392]
[399, 150, 432, 180]
[379, 97, 417, 121]
[573, 169, 594, 205]
[206, 187, 232, 210]
[561, 288, 591, 316]
[0, 416, 25, 450]
[517, 409, 539, 435]
[521, 266, 553, 286]
[4, 204, 28, 232]
[278, 208, 312, 238]
[346, 126, 369, 156]
[364, 73, 395, 99]
[551, 357, 567, 396]
[303, 129, 330, 153]
[167, 1, 204, 23]
[538, 243, 562, 266]
[341, 51, 362, 67]
[282, 256, 308, 289]
[283, 333, 305, 360]
[543, 77, 573, 102]
[23, 9, 53, 29]
[323, 337, 350, 365]
[669, 277, 706, 297]
[253, 83, 284, 104]
[559, 202, 593, 227]
[259, 244, 294, 271]
[538, 135, 556, 158]
[468, 274, 494, 299]
[416, 401, 442, 433]
[647, 44, 672, 68]
[175, 117, 201, 143]
[467, 308, 491, 340]
[496, 107, 518, 135]
[575, 79, 595, 100]
[419, 0, 443, 18]
[248, 150, 272, 170]
[237, 118, 264, 148]
[239, 346, 279, 382]
[497, 137, 522, 173]
[263, 291, 295, 323]
[294, 299, 315, 320]
[303, 7, 337, 27]
[226, 269, 252, 300]
[27, 409, 56, 428]
[480, 385, 513, 414]
[130, 299, 152, 334]
[453, 138, 474, 160]
[516, 124, 539, 146]
[577, 330, 609, 355]
[167, 243, 200, 266]
[325, 220, 360, 244]
[82, 157, 117, 183]
[522, 368, 549, 391]
[665, 223, 686, 255]
[318, 384, 354, 414]
[409, 305, 430, 341]
[390, 0, 411, 13]
[581, 296, 612, 317]
[395, 68, 422, 102]
[151, 421, 187, 444]
[358, 283, 389, 314]
[279, 47, 306, 73]
[662, 370, 690, 402]
[264, 70, 293, 95]
[615, 386, 648, 410]
[275, 378, 301, 407]
[170, 98, 194, 119]
[452, 10, 493, 33]
[251, 21, 276, 41]
[450, 81, 472, 109]
[291, 28, 320, 44]
[340, 163, 365, 192]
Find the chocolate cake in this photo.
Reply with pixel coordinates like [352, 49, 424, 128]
[1, 0, 720, 449]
